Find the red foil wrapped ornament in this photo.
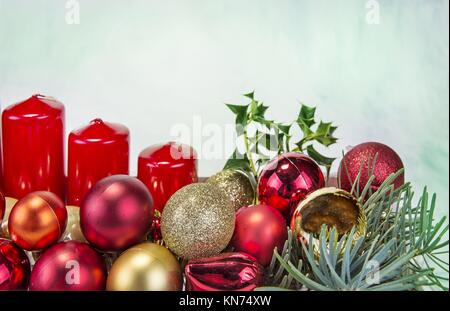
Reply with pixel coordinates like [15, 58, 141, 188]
[68, 118, 129, 206]
[29, 241, 106, 291]
[2, 95, 65, 200]
[80, 175, 154, 252]
[185, 252, 264, 291]
[229, 204, 288, 266]
[0, 238, 31, 290]
[138, 142, 197, 213]
[8, 191, 67, 251]
[338, 142, 404, 194]
[258, 152, 325, 218]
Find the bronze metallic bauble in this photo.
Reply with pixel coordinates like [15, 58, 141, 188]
[0, 197, 18, 239]
[106, 242, 182, 291]
[207, 169, 255, 211]
[290, 187, 366, 239]
[161, 183, 235, 259]
[61, 205, 86, 242]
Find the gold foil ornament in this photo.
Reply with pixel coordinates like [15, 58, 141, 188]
[207, 169, 255, 211]
[61, 205, 86, 242]
[161, 183, 235, 259]
[106, 242, 182, 291]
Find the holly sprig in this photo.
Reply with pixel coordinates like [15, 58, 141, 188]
[224, 92, 338, 179]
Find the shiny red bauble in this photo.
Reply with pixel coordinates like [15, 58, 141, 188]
[185, 252, 264, 291]
[258, 152, 325, 218]
[2, 95, 65, 200]
[29, 241, 107, 291]
[0, 238, 31, 290]
[80, 175, 154, 252]
[138, 142, 197, 213]
[229, 204, 288, 266]
[9, 191, 67, 251]
[0, 192, 5, 223]
[68, 118, 129, 206]
[338, 142, 404, 194]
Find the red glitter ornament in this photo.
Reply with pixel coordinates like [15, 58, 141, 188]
[137, 142, 197, 213]
[0, 238, 30, 290]
[229, 204, 288, 266]
[258, 152, 325, 218]
[29, 241, 106, 291]
[185, 252, 264, 291]
[338, 142, 404, 194]
[80, 175, 153, 252]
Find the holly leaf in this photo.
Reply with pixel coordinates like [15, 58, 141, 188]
[226, 103, 249, 135]
[223, 148, 251, 172]
[297, 104, 316, 136]
[315, 121, 338, 146]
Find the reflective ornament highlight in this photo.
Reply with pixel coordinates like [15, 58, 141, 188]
[338, 142, 404, 195]
[161, 183, 235, 259]
[185, 252, 264, 291]
[258, 152, 325, 218]
[106, 242, 182, 291]
[290, 187, 365, 239]
[9, 191, 67, 251]
[207, 169, 255, 211]
[229, 204, 288, 266]
[29, 241, 107, 291]
[61, 205, 86, 242]
[80, 175, 153, 252]
[0, 238, 31, 290]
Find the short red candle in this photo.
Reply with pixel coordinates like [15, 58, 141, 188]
[67, 118, 129, 206]
[138, 142, 198, 213]
[2, 95, 65, 200]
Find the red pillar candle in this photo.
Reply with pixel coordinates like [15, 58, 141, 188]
[2, 95, 65, 200]
[67, 118, 129, 206]
[138, 142, 198, 213]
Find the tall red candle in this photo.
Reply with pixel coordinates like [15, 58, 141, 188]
[138, 142, 197, 213]
[2, 95, 65, 200]
[67, 118, 129, 206]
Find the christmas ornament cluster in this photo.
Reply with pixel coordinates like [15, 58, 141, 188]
[0, 94, 405, 291]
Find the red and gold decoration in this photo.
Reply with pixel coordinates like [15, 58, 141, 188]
[338, 142, 404, 194]
[185, 252, 264, 291]
[258, 152, 325, 218]
[2, 95, 65, 200]
[290, 187, 365, 239]
[0, 238, 31, 290]
[0, 197, 18, 239]
[229, 204, 288, 266]
[161, 183, 235, 259]
[137, 142, 197, 213]
[80, 175, 153, 252]
[67, 118, 129, 206]
[207, 169, 255, 211]
[29, 241, 107, 291]
[8, 191, 67, 251]
[61, 205, 86, 242]
[106, 242, 182, 291]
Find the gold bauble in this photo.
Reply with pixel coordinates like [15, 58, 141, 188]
[207, 169, 255, 211]
[0, 197, 18, 238]
[106, 242, 182, 291]
[161, 183, 235, 259]
[290, 187, 366, 239]
[60, 205, 86, 242]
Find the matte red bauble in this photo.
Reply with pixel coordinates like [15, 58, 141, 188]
[80, 175, 154, 252]
[229, 204, 288, 266]
[258, 152, 325, 218]
[0, 238, 31, 290]
[8, 191, 67, 251]
[338, 142, 404, 194]
[29, 241, 106, 291]
[185, 252, 264, 291]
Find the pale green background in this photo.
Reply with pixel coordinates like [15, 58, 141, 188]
[0, 0, 448, 223]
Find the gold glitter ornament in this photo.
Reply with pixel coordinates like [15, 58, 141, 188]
[161, 183, 235, 259]
[0, 197, 18, 238]
[61, 205, 86, 242]
[207, 169, 255, 211]
[106, 242, 182, 291]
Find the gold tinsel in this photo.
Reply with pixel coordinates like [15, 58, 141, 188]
[161, 183, 235, 260]
[207, 169, 255, 211]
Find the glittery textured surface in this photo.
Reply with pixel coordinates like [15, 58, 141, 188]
[338, 142, 404, 194]
[161, 183, 235, 259]
[207, 170, 255, 211]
